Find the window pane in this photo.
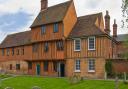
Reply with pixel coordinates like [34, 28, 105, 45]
[74, 39, 81, 51]
[12, 48, 14, 56]
[16, 64, 20, 70]
[33, 44, 38, 52]
[2, 49, 5, 56]
[88, 59, 95, 71]
[28, 62, 32, 69]
[44, 42, 49, 52]
[56, 41, 64, 51]
[7, 49, 9, 56]
[88, 37, 95, 50]
[41, 26, 46, 34]
[53, 23, 58, 33]
[75, 60, 80, 71]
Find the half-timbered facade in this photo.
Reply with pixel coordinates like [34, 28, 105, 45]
[0, 0, 127, 78]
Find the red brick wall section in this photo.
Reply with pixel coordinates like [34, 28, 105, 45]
[109, 60, 128, 73]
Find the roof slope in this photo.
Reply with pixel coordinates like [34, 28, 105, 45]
[69, 13, 106, 38]
[0, 31, 31, 48]
[31, 1, 72, 28]
[116, 34, 128, 42]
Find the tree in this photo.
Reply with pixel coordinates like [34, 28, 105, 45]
[123, 36, 128, 59]
[122, 0, 128, 28]
[122, 0, 128, 59]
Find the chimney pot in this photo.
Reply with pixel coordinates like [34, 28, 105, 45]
[113, 19, 117, 38]
[41, 0, 48, 11]
[104, 10, 110, 35]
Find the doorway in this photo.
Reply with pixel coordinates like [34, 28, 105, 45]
[36, 64, 40, 75]
[60, 63, 65, 77]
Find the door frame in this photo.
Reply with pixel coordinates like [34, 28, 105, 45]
[58, 62, 65, 77]
[36, 64, 40, 75]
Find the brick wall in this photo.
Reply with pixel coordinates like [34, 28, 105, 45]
[66, 58, 105, 79]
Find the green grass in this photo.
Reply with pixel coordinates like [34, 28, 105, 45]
[0, 74, 12, 79]
[0, 76, 127, 89]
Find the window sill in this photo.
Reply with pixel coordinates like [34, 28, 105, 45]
[88, 49, 96, 51]
[74, 50, 81, 52]
[74, 70, 81, 73]
[88, 70, 95, 73]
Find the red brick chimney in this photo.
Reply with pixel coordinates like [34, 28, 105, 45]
[104, 10, 110, 35]
[41, 0, 48, 11]
[113, 19, 117, 38]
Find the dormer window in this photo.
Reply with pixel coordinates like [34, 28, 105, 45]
[41, 26, 46, 34]
[53, 23, 58, 33]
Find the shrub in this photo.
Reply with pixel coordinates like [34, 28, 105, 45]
[105, 61, 113, 76]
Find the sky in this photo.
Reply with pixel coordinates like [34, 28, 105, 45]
[0, 0, 127, 42]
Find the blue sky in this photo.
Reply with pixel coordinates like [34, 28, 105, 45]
[0, 0, 127, 42]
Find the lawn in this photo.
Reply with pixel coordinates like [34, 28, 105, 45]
[0, 74, 13, 79]
[0, 76, 127, 89]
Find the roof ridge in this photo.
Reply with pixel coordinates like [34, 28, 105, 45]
[8, 30, 31, 36]
[78, 12, 102, 19]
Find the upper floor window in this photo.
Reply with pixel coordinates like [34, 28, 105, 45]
[88, 36, 95, 50]
[88, 59, 95, 72]
[56, 41, 64, 51]
[44, 42, 49, 52]
[53, 23, 58, 33]
[33, 44, 38, 52]
[75, 60, 80, 72]
[2, 49, 5, 56]
[41, 25, 46, 34]
[22, 47, 24, 55]
[12, 48, 14, 56]
[7, 49, 9, 56]
[74, 39, 81, 51]
[16, 49, 20, 55]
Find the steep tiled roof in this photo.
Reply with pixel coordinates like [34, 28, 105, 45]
[0, 31, 31, 48]
[116, 34, 128, 42]
[31, 1, 72, 28]
[69, 13, 106, 38]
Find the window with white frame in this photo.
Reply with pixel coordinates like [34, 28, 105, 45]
[88, 59, 95, 72]
[74, 39, 81, 51]
[88, 37, 95, 50]
[75, 60, 80, 72]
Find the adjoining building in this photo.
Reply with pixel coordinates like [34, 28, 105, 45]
[0, 0, 127, 78]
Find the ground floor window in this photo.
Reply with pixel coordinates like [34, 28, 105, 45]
[28, 62, 32, 69]
[75, 60, 80, 72]
[44, 61, 48, 72]
[16, 64, 20, 70]
[88, 59, 95, 72]
[10, 64, 12, 70]
[53, 62, 58, 72]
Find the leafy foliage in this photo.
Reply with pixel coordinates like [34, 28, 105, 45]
[122, 0, 128, 27]
[105, 61, 113, 75]
[122, 36, 128, 59]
